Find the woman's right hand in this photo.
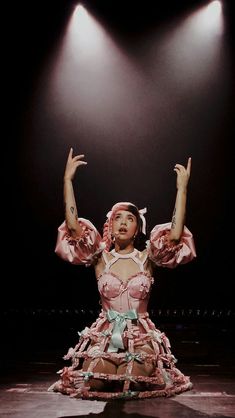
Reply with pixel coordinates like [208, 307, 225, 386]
[64, 148, 87, 181]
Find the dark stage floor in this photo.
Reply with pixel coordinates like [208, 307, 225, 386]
[1, 309, 235, 418]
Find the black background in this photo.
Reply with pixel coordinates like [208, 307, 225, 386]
[2, 0, 234, 313]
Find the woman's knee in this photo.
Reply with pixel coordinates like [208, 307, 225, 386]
[82, 358, 117, 391]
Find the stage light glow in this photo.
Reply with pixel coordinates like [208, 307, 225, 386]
[31, 0, 229, 160]
[42, 3, 149, 144]
[189, 0, 223, 36]
[67, 4, 107, 53]
[207, 1, 222, 17]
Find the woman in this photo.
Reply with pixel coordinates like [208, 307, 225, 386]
[49, 148, 196, 399]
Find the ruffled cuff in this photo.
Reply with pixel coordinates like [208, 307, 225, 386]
[146, 222, 196, 268]
[55, 218, 105, 266]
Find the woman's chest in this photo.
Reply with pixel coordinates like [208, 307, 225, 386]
[97, 272, 154, 300]
[95, 251, 152, 283]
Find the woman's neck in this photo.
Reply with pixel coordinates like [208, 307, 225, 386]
[114, 243, 134, 254]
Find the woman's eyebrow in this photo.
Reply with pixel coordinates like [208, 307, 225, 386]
[114, 212, 134, 218]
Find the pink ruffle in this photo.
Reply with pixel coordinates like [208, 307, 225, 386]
[49, 309, 193, 400]
[55, 218, 105, 266]
[147, 223, 196, 268]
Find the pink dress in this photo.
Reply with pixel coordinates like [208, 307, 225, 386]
[50, 219, 196, 399]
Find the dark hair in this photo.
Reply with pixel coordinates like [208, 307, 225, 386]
[127, 204, 142, 233]
[127, 204, 147, 251]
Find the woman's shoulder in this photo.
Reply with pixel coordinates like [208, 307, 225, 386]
[138, 248, 147, 260]
[137, 248, 155, 270]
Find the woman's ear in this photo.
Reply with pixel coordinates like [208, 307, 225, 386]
[133, 227, 138, 239]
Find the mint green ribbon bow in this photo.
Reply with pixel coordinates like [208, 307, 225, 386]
[79, 371, 94, 381]
[106, 309, 138, 352]
[125, 352, 144, 363]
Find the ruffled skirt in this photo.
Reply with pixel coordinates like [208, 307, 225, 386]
[49, 310, 192, 400]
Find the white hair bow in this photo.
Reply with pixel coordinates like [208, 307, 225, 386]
[139, 207, 147, 235]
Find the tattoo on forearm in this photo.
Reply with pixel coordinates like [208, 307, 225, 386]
[171, 207, 176, 229]
[70, 206, 77, 218]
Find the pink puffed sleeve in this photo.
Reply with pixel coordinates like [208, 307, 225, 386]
[55, 218, 105, 266]
[146, 222, 196, 268]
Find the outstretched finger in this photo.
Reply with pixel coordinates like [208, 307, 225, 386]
[67, 147, 73, 162]
[186, 157, 191, 175]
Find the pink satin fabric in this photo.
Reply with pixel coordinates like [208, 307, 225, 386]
[55, 218, 104, 266]
[55, 219, 196, 268]
[98, 271, 153, 313]
[147, 222, 196, 268]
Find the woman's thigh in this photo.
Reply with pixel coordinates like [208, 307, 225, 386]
[117, 344, 155, 376]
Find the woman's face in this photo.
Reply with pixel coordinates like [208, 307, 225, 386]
[112, 210, 138, 242]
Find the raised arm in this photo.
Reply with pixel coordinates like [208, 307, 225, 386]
[168, 157, 191, 243]
[64, 148, 87, 238]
